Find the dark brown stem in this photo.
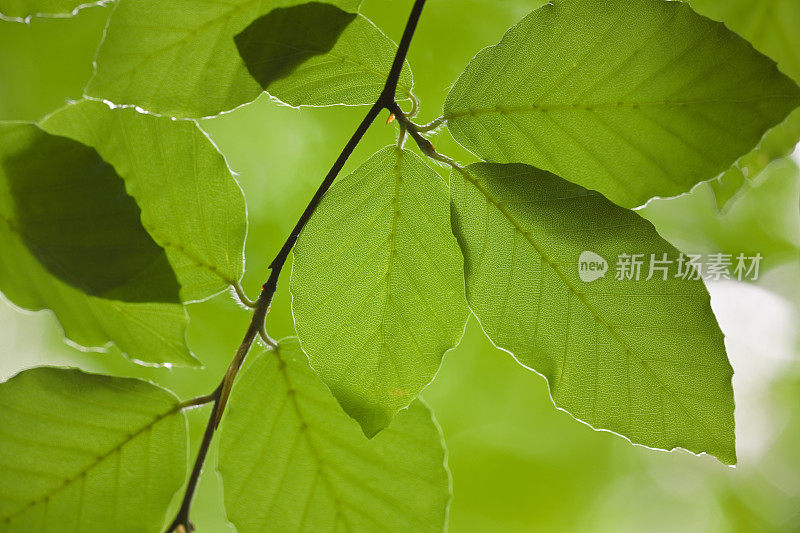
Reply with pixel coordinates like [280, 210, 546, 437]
[266, 0, 427, 278]
[166, 1, 427, 531]
[386, 101, 438, 157]
[167, 388, 220, 533]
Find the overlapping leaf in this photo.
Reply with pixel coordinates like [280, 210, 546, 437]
[291, 146, 467, 436]
[0, 367, 187, 532]
[218, 339, 450, 533]
[642, 157, 800, 272]
[86, 0, 362, 117]
[443, 0, 800, 208]
[40, 99, 247, 303]
[235, 2, 412, 107]
[710, 108, 800, 209]
[450, 162, 735, 464]
[684, 0, 800, 208]
[0, 100, 244, 364]
[688, 0, 800, 84]
[0, 123, 179, 303]
[0, 121, 195, 366]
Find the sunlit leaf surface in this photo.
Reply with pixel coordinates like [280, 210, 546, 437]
[236, 2, 413, 106]
[0, 367, 187, 532]
[87, 0, 362, 117]
[218, 339, 450, 533]
[451, 162, 735, 464]
[292, 146, 467, 436]
[444, 0, 800, 208]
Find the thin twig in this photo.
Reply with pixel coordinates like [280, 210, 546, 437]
[165, 2, 428, 530]
[388, 103, 466, 175]
[386, 102, 438, 159]
[179, 392, 219, 410]
[416, 115, 445, 132]
[232, 282, 257, 309]
[259, 325, 278, 348]
[167, 388, 221, 533]
[408, 92, 420, 118]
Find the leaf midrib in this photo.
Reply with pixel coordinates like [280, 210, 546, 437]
[456, 165, 726, 448]
[274, 352, 353, 533]
[444, 94, 799, 120]
[376, 150, 403, 384]
[141, 220, 237, 287]
[1, 402, 182, 524]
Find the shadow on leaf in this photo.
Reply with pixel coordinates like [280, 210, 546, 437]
[235, 2, 357, 92]
[0, 124, 181, 303]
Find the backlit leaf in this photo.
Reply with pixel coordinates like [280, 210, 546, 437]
[0, 122, 180, 303]
[450, 162, 735, 464]
[444, 0, 800, 208]
[236, 2, 413, 107]
[0, 367, 188, 532]
[291, 146, 467, 436]
[87, 0, 362, 117]
[218, 339, 450, 533]
[0, 121, 196, 367]
[688, 0, 800, 84]
[683, 0, 800, 209]
[40, 99, 247, 303]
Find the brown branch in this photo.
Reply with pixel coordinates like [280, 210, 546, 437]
[166, 1, 428, 530]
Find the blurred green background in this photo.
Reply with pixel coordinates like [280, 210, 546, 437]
[1, 1, 799, 531]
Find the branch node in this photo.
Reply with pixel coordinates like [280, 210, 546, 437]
[166, 1, 428, 529]
[232, 281, 257, 309]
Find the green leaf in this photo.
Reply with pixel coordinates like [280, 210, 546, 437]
[688, 0, 800, 84]
[0, 367, 188, 531]
[680, 0, 800, 210]
[710, 108, 800, 210]
[682, 0, 800, 208]
[0, 123, 180, 304]
[0, 0, 99, 20]
[0, 228, 194, 365]
[642, 157, 800, 273]
[218, 339, 450, 533]
[0, 122, 196, 366]
[443, 0, 800, 208]
[0, 99, 244, 365]
[87, 0, 362, 118]
[40, 99, 247, 303]
[450, 162, 736, 464]
[291, 146, 468, 436]
[235, 3, 413, 107]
